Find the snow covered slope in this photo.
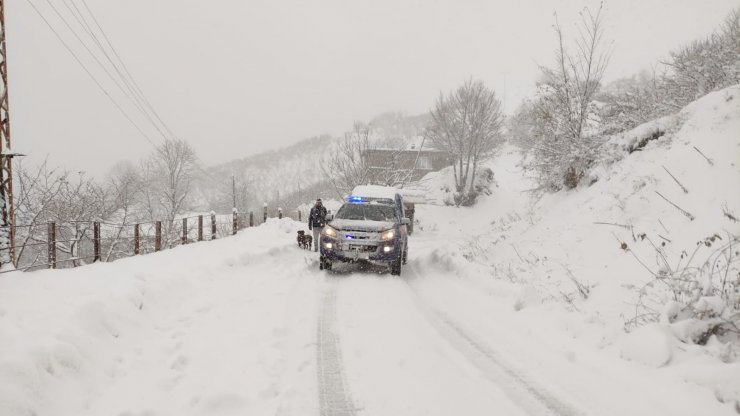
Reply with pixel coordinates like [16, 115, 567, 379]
[410, 84, 740, 408]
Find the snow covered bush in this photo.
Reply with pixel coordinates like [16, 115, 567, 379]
[660, 8, 740, 110]
[439, 166, 496, 207]
[624, 232, 740, 346]
[597, 70, 668, 135]
[598, 8, 739, 135]
[460, 167, 496, 207]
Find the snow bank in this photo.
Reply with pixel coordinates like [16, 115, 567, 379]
[0, 218, 320, 416]
[619, 323, 674, 367]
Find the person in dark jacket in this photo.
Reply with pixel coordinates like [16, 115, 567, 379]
[308, 198, 327, 252]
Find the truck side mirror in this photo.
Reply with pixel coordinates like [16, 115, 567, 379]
[401, 217, 411, 225]
[326, 214, 334, 221]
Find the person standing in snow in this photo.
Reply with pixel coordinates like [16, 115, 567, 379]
[308, 198, 327, 252]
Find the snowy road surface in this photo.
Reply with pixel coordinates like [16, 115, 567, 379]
[0, 214, 733, 415]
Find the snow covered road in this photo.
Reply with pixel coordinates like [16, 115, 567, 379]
[3, 215, 733, 415]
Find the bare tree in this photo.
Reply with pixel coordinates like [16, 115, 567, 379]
[103, 162, 143, 260]
[106, 162, 142, 220]
[425, 79, 504, 205]
[141, 138, 199, 246]
[13, 160, 111, 268]
[321, 122, 374, 198]
[519, 3, 611, 190]
[13, 159, 65, 267]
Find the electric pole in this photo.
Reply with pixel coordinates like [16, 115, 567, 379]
[0, 0, 16, 268]
[231, 174, 236, 210]
[501, 71, 508, 114]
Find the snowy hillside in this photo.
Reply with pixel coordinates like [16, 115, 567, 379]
[200, 111, 431, 214]
[0, 87, 738, 415]
[202, 134, 336, 211]
[411, 84, 740, 405]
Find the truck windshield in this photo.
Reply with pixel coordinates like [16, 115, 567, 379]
[335, 204, 396, 222]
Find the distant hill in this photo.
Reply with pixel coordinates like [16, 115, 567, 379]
[368, 112, 431, 147]
[195, 111, 431, 215]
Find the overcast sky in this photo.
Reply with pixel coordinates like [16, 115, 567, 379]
[8, 0, 739, 176]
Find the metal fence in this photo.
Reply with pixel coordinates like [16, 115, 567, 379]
[0, 210, 263, 274]
[0, 205, 313, 275]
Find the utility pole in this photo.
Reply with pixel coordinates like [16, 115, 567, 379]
[231, 174, 236, 210]
[501, 71, 508, 114]
[0, 0, 16, 267]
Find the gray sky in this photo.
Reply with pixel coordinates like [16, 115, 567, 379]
[8, 0, 738, 176]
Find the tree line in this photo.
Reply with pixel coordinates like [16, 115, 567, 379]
[510, 5, 739, 191]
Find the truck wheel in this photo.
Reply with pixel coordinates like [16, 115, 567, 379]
[319, 256, 324, 270]
[390, 257, 402, 276]
[324, 259, 332, 271]
[402, 246, 408, 265]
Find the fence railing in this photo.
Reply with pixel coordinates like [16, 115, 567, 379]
[0, 208, 306, 275]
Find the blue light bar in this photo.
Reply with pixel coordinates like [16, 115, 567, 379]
[347, 195, 365, 203]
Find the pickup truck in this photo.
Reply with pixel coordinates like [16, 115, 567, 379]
[319, 186, 410, 275]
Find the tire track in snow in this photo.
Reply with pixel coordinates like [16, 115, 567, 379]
[317, 279, 357, 416]
[401, 275, 582, 416]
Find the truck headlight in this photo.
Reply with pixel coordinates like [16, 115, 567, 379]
[380, 229, 395, 241]
[322, 225, 337, 238]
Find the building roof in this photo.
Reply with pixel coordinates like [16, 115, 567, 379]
[368, 136, 445, 153]
[351, 185, 400, 200]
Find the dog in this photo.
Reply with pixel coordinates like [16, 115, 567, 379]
[296, 230, 313, 250]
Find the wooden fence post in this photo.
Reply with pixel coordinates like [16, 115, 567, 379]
[134, 224, 140, 255]
[155, 221, 162, 252]
[232, 210, 238, 235]
[47, 222, 56, 269]
[93, 222, 101, 262]
[278, 207, 283, 219]
[298, 210, 301, 222]
[249, 211, 254, 227]
[182, 218, 188, 245]
[263, 203, 268, 223]
[198, 215, 203, 241]
[211, 212, 217, 240]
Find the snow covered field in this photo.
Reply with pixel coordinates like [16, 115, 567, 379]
[1, 86, 738, 415]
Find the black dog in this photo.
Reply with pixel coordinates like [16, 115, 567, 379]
[296, 230, 313, 250]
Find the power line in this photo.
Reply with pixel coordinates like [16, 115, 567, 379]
[23, 0, 157, 147]
[61, 0, 138, 102]
[61, 0, 144, 108]
[40, 0, 171, 142]
[79, 0, 178, 140]
[43, 0, 143, 115]
[65, 0, 176, 141]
